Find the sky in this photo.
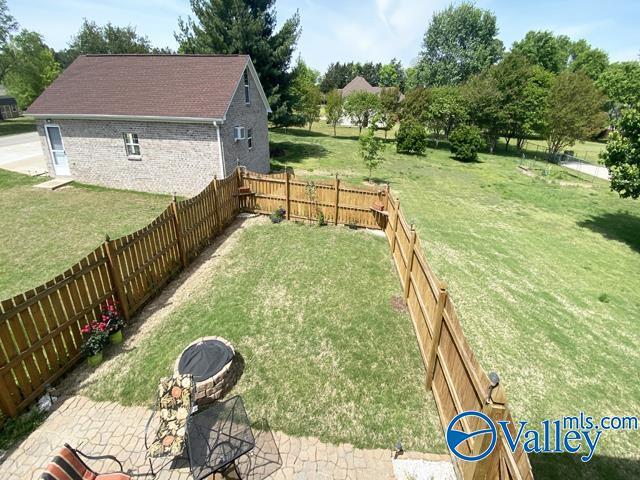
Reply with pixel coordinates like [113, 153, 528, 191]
[7, 0, 640, 73]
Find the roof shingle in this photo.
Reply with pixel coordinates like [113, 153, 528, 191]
[27, 54, 251, 119]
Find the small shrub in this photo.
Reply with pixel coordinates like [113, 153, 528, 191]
[270, 207, 286, 223]
[449, 124, 485, 162]
[598, 293, 610, 303]
[396, 121, 429, 155]
[317, 210, 325, 226]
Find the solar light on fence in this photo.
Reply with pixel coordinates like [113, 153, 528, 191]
[394, 439, 404, 459]
[487, 371, 500, 403]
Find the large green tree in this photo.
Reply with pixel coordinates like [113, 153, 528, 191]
[56, 19, 153, 68]
[176, 0, 301, 125]
[568, 39, 609, 80]
[542, 71, 607, 154]
[3, 30, 61, 108]
[511, 31, 571, 74]
[417, 2, 503, 86]
[601, 108, 640, 199]
[379, 58, 405, 91]
[343, 91, 380, 133]
[463, 71, 502, 152]
[491, 53, 553, 150]
[400, 87, 431, 125]
[0, 0, 18, 81]
[377, 87, 401, 138]
[426, 86, 468, 144]
[597, 61, 640, 110]
[291, 58, 321, 130]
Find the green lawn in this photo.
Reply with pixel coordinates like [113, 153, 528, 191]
[88, 221, 446, 453]
[0, 169, 169, 299]
[270, 123, 640, 479]
[0, 116, 36, 136]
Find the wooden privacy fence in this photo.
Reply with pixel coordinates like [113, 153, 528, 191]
[384, 195, 533, 480]
[0, 167, 532, 479]
[0, 172, 240, 418]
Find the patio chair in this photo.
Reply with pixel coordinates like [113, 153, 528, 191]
[144, 373, 195, 476]
[41, 443, 132, 480]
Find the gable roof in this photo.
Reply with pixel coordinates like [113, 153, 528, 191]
[27, 54, 271, 122]
[340, 76, 382, 96]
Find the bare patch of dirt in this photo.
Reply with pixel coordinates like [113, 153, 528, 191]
[59, 214, 269, 395]
[390, 294, 408, 313]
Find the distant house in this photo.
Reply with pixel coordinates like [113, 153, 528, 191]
[0, 95, 19, 120]
[338, 76, 382, 97]
[27, 54, 271, 196]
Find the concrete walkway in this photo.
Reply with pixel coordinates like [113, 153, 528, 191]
[0, 132, 47, 176]
[0, 395, 453, 480]
[562, 159, 610, 180]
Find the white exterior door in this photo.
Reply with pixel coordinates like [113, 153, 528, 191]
[45, 125, 70, 176]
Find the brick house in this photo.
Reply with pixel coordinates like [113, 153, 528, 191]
[27, 54, 271, 196]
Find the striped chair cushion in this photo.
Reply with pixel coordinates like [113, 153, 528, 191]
[41, 446, 131, 480]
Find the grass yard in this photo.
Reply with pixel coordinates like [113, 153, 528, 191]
[270, 123, 640, 479]
[88, 221, 446, 453]
[0, 169, 169, 299]
[0, 116, 36, 136]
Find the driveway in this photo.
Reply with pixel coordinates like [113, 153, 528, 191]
[0, 132, 47, 176]
[562, 159, 610, 180]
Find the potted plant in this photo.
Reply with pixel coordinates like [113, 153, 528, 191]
[80, 321, 110, 367]
[101, 299, 125, 344]
[270, 207, 286, 223]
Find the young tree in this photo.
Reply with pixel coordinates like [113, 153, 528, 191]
[492, 53, 553, 150]
[427, 86, 468, 145]
[57, 19, 152, 68]
[462, 72, 502, 152]
[601, 108, 640, 199]
[3, 30, 60, 108]
[291, 58, 321, 130]
[325, 89, 343, 136]
[378, 87, 401, 138]
[176, 0, 301, 126]
[417, 2, 503, 86]
[449, 124, 486, 161]
[542, 72, 607, 155]
[359, 127, 384, 182]
[343, 91, 380, 133]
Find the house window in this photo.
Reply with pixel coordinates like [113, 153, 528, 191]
[233, 126, 245, 141]
[247, 128, 253, 149]
[123, 133, 141, 158]
[244, 69, 250, 104]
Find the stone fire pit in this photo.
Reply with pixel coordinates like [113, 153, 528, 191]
[174, 336, 236, 405]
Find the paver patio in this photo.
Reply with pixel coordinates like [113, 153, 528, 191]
[0, 395, 453, 480]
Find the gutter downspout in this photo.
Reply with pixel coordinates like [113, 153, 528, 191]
[214, 121, 226, 178]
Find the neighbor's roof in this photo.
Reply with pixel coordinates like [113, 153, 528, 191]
[0, 95, 17, 105]
[340, 76, 382, 96]
[27, 54, 271, 121]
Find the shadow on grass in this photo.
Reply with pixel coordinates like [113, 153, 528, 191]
[269, 140, 328, 164]
[271, 126, 361, 141]
[578, 211, 640, 254]
[530, 452, 640, 479]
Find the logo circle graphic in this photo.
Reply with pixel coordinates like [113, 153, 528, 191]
[446, 411, 497, 462]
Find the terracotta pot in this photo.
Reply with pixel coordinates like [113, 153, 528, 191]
[109, 329, 123, 345]
[87, 351, 103, 367]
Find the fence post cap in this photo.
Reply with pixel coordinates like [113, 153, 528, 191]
[172, 192, 177, 202]
[105, 234, 110, 242]
[439, 282, 448, 291]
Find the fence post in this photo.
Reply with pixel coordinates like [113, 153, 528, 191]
[403, 225, 416, 298]
[285, 170, 291, 220]
[425, 285, 448, 390]
[384, 184, 390, 210]
[235, 168, 243, 213]
[466, 384, 508, 480]
[103, 235, 131, 322]
[171, 194, 188, 269]
[391, 199, 400, 254]
[0, 376, 18, 418]
[333, 174, 340, 225]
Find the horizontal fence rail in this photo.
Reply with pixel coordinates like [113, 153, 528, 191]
[0, 171, 242, 419]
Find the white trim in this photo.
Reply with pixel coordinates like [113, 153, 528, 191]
[214, 121, 226, 178]
[222, 57, 271, 122]
[30, 113, 222, 124]
[44, 124, 70, 176]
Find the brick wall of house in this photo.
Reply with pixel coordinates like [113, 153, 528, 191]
[36, 119, 222, 196]
[220, 67, 270, 175]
